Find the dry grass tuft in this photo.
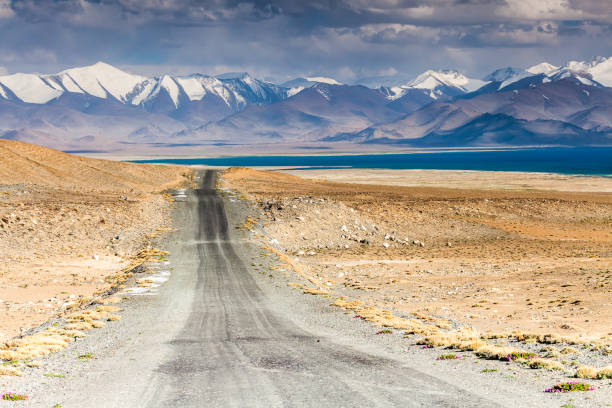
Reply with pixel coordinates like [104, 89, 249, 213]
[95, 296, 122, 305]
[68, 311, 108, 322]
[332, 297, 439, 335]
[526, 358, 564, 370]
[64, 322, 94, 331]
[0, 331, 76, 361]
[0, 366, 22, 377]
[576, 366, 612, 379]
[417, 327, 481, 348]
[560, 346, 580, 355]
[507, 331, 593, 346]
[303, 288, 330, 295]
[107, 315, 121, 321]
[473, 344, 523, 361]
[46, 328, 87, 338]
[96, 305, 120, 313]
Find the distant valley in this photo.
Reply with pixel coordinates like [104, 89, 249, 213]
[1, 57, 611, 154]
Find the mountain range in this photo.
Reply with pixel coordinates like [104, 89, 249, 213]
[1, 57, 611, 153]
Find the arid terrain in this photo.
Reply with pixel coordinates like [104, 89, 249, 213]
[221, 168, 612, 354]
[0, 140, 191, 341]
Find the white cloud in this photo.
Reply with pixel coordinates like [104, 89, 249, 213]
[356, 23, 441, 43]
[498, 0, 583, 20]
[0, 0, 14, 19]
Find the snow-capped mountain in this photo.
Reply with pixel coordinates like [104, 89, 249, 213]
[0, 62, 287, 112]
[518, 57, 612, 87]
[1, 57, 611, 153]
[478, 57, 612, 92]
[281, 77, 343, 97]
[526, 62, 559, 75]
[381, 70, 488, 100]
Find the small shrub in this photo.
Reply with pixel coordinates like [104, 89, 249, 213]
[576, 366, 612, 379]
[481, 368, 498, 373]
[376, 329, 393, 335]
[2, 393, 28, 401]
[77, 353, 94, 360]
[505, 351, 538, 361]
[44, 373, 67, 378]
[544, 381, 594, 393]
[437, 354, 462, 360]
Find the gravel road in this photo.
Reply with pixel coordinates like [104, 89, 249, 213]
[5, 170, 598, 407]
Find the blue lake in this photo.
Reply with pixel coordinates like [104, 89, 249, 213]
[132, 148, 612, 176]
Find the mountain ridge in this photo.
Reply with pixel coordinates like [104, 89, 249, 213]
[1, 57, 611, 152]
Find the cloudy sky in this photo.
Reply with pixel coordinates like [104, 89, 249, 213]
[0, 0, 610, 82]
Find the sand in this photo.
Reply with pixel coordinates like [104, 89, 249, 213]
[0, 139, 189, 192]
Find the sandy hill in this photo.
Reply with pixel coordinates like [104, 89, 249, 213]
[0, 139, 190, 192]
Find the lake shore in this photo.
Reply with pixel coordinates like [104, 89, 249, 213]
[281, 168, 612, 193]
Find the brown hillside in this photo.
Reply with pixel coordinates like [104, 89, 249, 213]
[0, 139, 190, 191]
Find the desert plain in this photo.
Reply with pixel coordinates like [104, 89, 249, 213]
[0, 140, 191, 342]
[0, 143, 610, 403]
[222, 167, 612, 349]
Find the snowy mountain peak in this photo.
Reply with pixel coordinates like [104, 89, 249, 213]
[526, 62, 559, 75]
[53, 61, 147, 102]
[408, 70, 487, 93]
[281, 76, 342, 98]
[546, 68, 601, 87]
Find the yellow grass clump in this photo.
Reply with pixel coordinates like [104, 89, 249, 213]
[95, 296, 122, 305]
[508, 331, 592, 346]
[0, 330, 78, 361]
[64, 322, 95, 331]
[576, 366, 612, 379]
[0, 304, 118, 364]
[526, 358, 564, 371]
[96, 305, 120, 313]
[303, 288, 330, 295]
[0, 366, 22, 377]
[473, 344, 523, 361]
[90, 321, 106, 329]
[68, 310, 108, 322]
[332, 297, 439, 335]
[417, 327, 481, 348]
[107, 315, 121, 321]
[46, 328, 87, 338]
[560, 346, 580, 355]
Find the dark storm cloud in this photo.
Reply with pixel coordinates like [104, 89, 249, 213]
[0, 0, 611, 81]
